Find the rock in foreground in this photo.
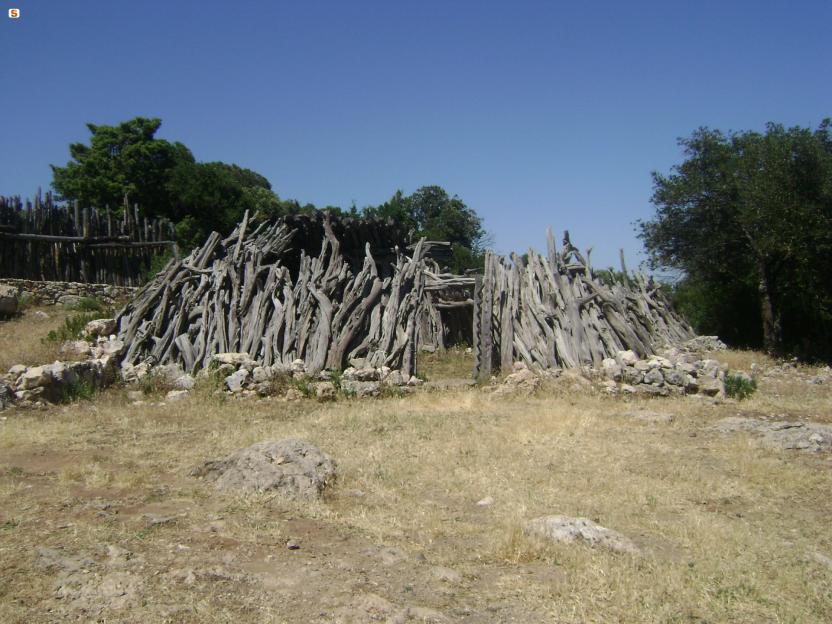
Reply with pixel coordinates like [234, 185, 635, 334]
[524, 515, 640, 554]
[0, 284, 19, 317]
[713, 417, 832, 453]
[191, 439, 337, 499]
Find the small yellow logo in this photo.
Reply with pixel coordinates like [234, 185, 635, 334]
[9, 8, 20, 19]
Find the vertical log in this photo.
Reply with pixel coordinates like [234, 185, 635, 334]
[472, 274, 482, 379]
[480, 251, 494, 380]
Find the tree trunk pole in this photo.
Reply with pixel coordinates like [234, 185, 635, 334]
[756, 257, 782, 354]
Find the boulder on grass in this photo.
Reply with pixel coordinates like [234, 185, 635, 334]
[191, 439, 337, 499]
[524, 515, 640, 554]
[0, 284, 19, 317]
[83, 318, 117, 338]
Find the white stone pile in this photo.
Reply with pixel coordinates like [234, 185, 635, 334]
[599, 348, 727, 397]
[0, 318, 124, 409]
[119, 352, 423, 402]
[3, 337, 124, 406]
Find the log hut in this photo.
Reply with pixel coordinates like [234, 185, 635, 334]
[116, 211, 440, 376]
[472, 228, 694, 377]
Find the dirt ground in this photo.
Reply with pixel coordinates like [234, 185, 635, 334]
[1, 310, 831, 623]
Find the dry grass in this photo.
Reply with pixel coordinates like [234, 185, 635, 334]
[417, 345, 473, 380]
[0, 306, 76, 372]
[1, 307, 830, 622]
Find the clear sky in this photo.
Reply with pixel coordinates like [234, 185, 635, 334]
[1, 0, 829, 269]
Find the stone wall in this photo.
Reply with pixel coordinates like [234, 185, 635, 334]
[0, 279, 136, 307]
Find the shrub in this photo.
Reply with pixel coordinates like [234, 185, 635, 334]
[725, 372, 757, 400]
[72, 297, 107, 313]
[61, 379, 96, 403]
[16, 293, 36, 312]
[44, 311, 111, 344]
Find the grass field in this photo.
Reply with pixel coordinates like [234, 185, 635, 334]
[0, 310, 830, 622]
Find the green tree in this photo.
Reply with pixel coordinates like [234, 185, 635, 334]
[366, 186, 488, 272]
[51, 118, 282, 248]
[51, 117, 192, 216]
[640, 121, 832, 358]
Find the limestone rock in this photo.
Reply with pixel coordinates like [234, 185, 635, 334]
[698, 376, 725, 397]
[165, 389, 189, 402]
[524, 515, 640, 554]
[683, 336, 727, 352]
[153, 363, 186, 384]
[224, 369, 250, 393]
[83, 318, 117, 338]
[7, 364, 27, 380]
[92, 337, 125, 358]
[172, 374, 195, 390]
[251, 366, 273, 384]
[61, 340, 92, 357]
[382, 370, 406, 387]
[643, 368, 664, 385]
[713, 417, 832, 453]
[212, 353, 257, 370]
[352, 367, 380, 381]
[618, 350, 638, 366]
[314, 381, 337, 402]
[284, 387, 303, 401]
[622, 367, 643, 385]
[120, 361, 152, 384]
[0, 284, 19, 317]
[16, 365, 53, 390]
[601, 358, 622, 381]
[190, 438, 337, 499]
[342, 380, 381, 397]
[494, 368, 541, 395]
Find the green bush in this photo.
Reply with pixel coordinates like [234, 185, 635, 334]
[61, 379, 96, 402]
[16, 293, 36, 312]
[44, 311, 112, 344]
[72, 297, 107, 313]
[725, 372, 757, 400]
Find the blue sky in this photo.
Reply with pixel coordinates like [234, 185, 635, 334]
[1, 1, 829, 269]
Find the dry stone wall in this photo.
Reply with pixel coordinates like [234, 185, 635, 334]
[0, 279, 136, 307]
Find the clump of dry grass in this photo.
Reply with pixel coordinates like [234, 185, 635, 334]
[417, 345, 473, 380]
[0, 306, 77, 372]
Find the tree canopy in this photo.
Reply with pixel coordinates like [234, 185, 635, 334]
[51, 118, 190, 216]
[640, 120, 832, 359]
[51, 117, 283, 246]
[366, 186, 488, 272]
[50, 118, 489, 270]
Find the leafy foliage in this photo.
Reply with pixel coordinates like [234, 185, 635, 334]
[51, 118, 190, 216]
[366, 186, 488, 272]
[44, 310, 113, 344]
[61, 379, 96, 403]
[724, 373, 757, 400]
[51, 118, 283, 247]
[50, 119, 490, 270]
[71, 297, 108, 313]
[640, 121, 832, 358]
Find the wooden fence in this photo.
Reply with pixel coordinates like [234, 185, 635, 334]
[0, 191, 177, 286]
